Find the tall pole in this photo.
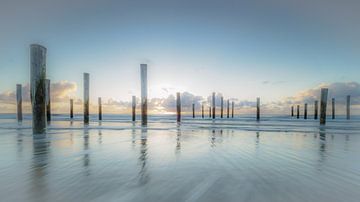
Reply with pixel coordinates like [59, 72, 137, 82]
[296, 105, 300, 119]
[346, 95, 350, 120]
[30, 44, 47, 134]
[227, 99, 230, 118]
[176, 92, 181, 123]
[314, 100, 318, 120]
[256, 97, 260, 121]
[331, 98, 335, 119]
[16, 84, 22, 122]
[192, 103, 195, 118]
[141, 64, 148, 126]
[212, 92, 216, 119]
[291, 106, 294, 117]
[83, 73, 90, 124]
[220, 96, 223, 118]
[132, 96, 136, 122]
[231, 101, 234, 118]
[98, 97, 102, 121]
[320, 88, 328, 125]
[45, 79, 51, 122]
[70, 99, 74, 119]
[304, 103, 308, 119]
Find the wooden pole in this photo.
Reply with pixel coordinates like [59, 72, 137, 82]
[320, 88, 328, 125]
[141, 64, 148, 126]
[209, 106, 211, 118]
[98, 97, 102, 121]
[291, 106, 294, 117]
[192, 103, 195, 119]
[296, 105, 300, 119]
[83, 73, 90, 124]
[132, 96, 136, 121]
[220, 96, 223, 118]
[256, 97, 260, 121]
[176, 92, 181, 122]
[201, 104, 204, 118]
[346, 95, 350, 120]
[30, 44, 47, 134]
[331, 98, 335, 119]
[45, 79, 51, 122]
[304, 103, 307, 119]
[231, 101, 234, 118]
[227, 99, 230, 118]
[212, 92, 215, 119]
[314, 100, 318, 120]
[16, 84, 22, 122]
[70, 99, 74, 119]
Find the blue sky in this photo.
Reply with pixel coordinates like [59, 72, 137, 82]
[0, 0, 360, 113]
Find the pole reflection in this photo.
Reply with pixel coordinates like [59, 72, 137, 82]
[138, 127, 149, 185]
[83, 127, 90, 175]
[318, 127, 327, 170]
[31, 134, 50, 201]
[175, 124, 181, 156]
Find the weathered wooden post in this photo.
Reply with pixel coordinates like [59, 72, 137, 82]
[30, 44, 47, 134]
[331, 98, 335, 119]
[296, 105, 300, 119]
[220, 96, 224, 118]
[192, 103, 195, 118]
[346, 95, 350, 120]
[231, 101, 234, 118]
[304, 103, 308, 119]
[132, 96, 136, 121]
[83, 73, 90, 124]
[176, 92, 181, 122]
[201, 104, 204, 118]
[227, 99, 230, 118]
[291, 106, 294, 117]
[141, 64, 148, 126]
[45, 79, 51, 122]
[209, 106, 211, 118]
[98, 97, 102, 121]
[212, 92, 215, 119]
[256, 97, 260, 121]
[320, 88, 328, 125]
[314, 100, 318, 120]
[70, 99, 74, 119]
[16, 84, 23, 122]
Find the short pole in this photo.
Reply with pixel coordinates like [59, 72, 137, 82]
[132, 96, 136, 121]
[314, 100, 318, 120]
[83, 73, 90, 124]
[227, 99, 230, 118]
[45, 79, 51, 122]
[30, 44, 47, 134]
[346, 95, 350, 120]
[192, 103, 195, 118]
[141, 64, 148, 126]
[220, 96, 223, 118]
[256, 97, 260, 121]
[98, 97, 102, 121]
[209, 106, 211, 118]
[70, 99, 74, 119]
[231, 101, 234, 118]
[331, 98, 335, 119]
[304, 103, 307, 119]
[212, 92, 215, 119]
[291, 106, 294, 117]
[16, 84, 23, 122]
[320, 88, 328, 125]
[296, 105, 300, 119]
[201, 104, 204, 118]
[176, 92, 181, 122]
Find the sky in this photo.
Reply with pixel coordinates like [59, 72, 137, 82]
[0, 0, 360, 114]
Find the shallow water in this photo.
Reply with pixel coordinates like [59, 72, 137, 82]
[0, 115, 359, 202]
